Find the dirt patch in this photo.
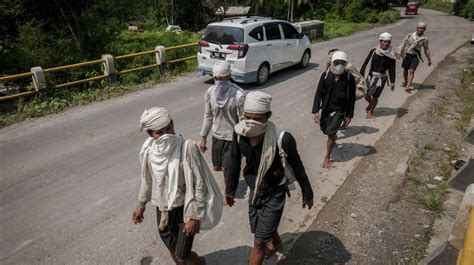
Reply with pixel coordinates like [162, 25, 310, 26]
[281, 43, 473, 264]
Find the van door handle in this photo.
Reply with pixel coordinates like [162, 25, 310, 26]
[267, 44, 272, 47]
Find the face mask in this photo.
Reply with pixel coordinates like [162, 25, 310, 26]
[330, 64, 345, 75]
[214, 80, 231, 107]
[234, 119, 268, 137]
[153, 134, 179, 156]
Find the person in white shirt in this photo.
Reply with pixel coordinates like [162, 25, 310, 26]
[200, 61, 246, 174]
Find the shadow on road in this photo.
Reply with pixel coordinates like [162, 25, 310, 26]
[338, 125, 380, 140]
[412, 82, 436, 91]
[333, 143, 377, 163]
[374, 107, 409, 118]
[279, 230, 351, 265]
[203, 245, 252, 265]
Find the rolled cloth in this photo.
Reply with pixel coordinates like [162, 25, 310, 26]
[417, 22, 427, 28]
[244, 91, 272, 113]
[140, 107, 171, 131]
[213, 61, 232, 78]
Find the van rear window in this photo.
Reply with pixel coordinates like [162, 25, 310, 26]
[202, 26, 244, 45]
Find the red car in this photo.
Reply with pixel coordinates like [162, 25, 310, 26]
[405, 0, 420, 15]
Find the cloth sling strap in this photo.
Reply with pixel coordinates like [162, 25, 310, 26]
[181, 140, 223, 230]
[276, 128, 297, 195]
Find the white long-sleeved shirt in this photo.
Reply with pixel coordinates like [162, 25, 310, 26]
[200, 83, 246, 141]
[397, 32, 431, 60]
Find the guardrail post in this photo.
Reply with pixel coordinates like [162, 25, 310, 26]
[102, 54, 118, 83]
[31, 67, 46, 91]
[155, 46, 166, 75]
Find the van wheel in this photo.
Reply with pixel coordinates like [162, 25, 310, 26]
[298, 50, 311, 68]
[256, 63, 270, 86]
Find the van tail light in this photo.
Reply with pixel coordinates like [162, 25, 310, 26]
[198, 40, 209, 53]
[228, 44, 249, 59]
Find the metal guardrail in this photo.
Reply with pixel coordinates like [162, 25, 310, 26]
[457, 206, 474, 265]
[0, 42, 199, 102]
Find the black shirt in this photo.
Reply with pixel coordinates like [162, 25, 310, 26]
[311, 71, 356, 118]
[225, 131, 314, 201]
[360, 48, 396, 83]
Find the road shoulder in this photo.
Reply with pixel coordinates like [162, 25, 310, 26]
[280, 43, 473, 264]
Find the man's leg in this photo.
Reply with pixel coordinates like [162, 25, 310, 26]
[249, 239, 266, 265]
[402, 68, 408, 87]
[211, 137, 223, 172]
[406, 69, 415, 92]
[364, 95, 372, 113]
[367, 98, 378, 119]
[323, 134, 337, 168]
[265, 231, 282, 256]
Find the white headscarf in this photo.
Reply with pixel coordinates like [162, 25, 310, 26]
[140, 107, 171, 132]
[213, 61, 231, 78]
[243, 91, 272, 114]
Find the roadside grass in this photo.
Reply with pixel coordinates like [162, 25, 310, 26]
[322, 9, 400, 40]
[454, 67, 474, 132]
[406, 223, 435, 265]
[422, 0, 454, 14]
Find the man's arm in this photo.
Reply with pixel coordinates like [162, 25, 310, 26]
[396, 34, 410, 57]
[360, 48, 375, 76]
[200, 92, 213, 139]
[282, 133, 314, 202]
[199, 92, 213, 152]
[423, 39, 431, 65]
[236, 91, 246, 120]
[388, 58, 396, 84]
[225, 132, 242, 198]
[311, 72, 326, 114]
[347, 74, 356, 119]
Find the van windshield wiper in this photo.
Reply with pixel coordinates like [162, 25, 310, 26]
[207, 40, 223, 49]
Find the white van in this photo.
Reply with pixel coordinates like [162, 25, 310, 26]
[197, 16, 311, 85]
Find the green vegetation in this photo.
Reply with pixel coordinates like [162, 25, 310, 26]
[422, 0, 454, 14]
[454, 67, 474, 132]
[1, 0, 403, 127]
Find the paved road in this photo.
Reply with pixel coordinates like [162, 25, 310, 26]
[0, 9, 471, 265]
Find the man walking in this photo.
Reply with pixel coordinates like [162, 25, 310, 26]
[325, 48, 367, 100]
[225, 91, 314, 265]
[200, 61, 246, 173]
[396, 22, 432, 92]
[132, 107, 222, 265]
[360, 32, 396, 119]
[312, 51, 356, 168]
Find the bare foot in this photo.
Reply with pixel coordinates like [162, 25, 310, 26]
[265, 238, 282, 259]
[322, 156, 332, 168]
[405, 88, 412, 93]
[366, 111, 375, 119]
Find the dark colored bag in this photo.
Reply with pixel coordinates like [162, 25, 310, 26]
[175, 223, 195, 260]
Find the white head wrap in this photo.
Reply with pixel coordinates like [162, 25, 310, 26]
[417, 22, 427, 28]
[331, 51, 348, 63]
[213, 61, 232, 78]
[139, 107, 171, 131]
[379, 32, 392, 41]
[244, 91, 272, 114]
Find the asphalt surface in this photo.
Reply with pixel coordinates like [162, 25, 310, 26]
[0, 9, 472, 265]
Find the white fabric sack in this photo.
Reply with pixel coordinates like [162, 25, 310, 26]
[182, 140, 223, 230]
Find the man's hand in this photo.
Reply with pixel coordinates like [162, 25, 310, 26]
[199, 137, 207, 153]
[428, 59, 432, 66]
[224, 195, 235, 207]
[303, 198, 313, 209]
[313, 113, 321, 124]
[390, 83, 395, 91]
[132, 207, 145, 224]
[395, 53, 401, 60]
[183, 219, 200, 236]
[343, 117, 351, 128]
